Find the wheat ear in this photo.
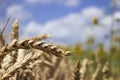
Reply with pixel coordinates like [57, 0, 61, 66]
[72, 60, 81, 80]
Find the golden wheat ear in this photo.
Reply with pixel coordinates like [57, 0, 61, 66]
[102, 62, 111, 80]
[72, 60, 81, 80]
[80, 58, 89, 80]
[91, 64, 101, 80]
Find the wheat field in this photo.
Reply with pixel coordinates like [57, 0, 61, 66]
[0, 19, 112, 80]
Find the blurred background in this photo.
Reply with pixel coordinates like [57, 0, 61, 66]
[0, 0, 120, 79]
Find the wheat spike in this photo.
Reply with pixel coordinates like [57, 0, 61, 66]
[72, 60, 81, 80]
[91, 64, 101, 80]
[0, 39, 71, 58]
[11, 19, 19, 40]
[102, 62, 111, 80]
[1, 52, 33, 80]
[80, 58, 88, 80]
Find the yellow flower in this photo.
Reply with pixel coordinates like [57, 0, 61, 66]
[73, 44, 82, 55]
[92, 17, 98, 25]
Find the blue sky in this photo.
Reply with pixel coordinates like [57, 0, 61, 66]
[0, 0, 120, 46]
[1, 0, 111, 22]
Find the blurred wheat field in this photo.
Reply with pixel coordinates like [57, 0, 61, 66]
[0, 18, 119, 80]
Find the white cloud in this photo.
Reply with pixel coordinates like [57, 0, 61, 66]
[23, 21, 43, 36]
[114, 11, 120, 20]
[112, 0, 120, 8]
[25, 0, 80, 7]
[64, 0, 80, 7]
[22, 7, 112, 44]
[6, 4, 31, 21]
[82, 7, 104, 19]
[100, 16, 112, 27]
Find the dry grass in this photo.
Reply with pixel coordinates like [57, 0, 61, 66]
[0, 19, 111, 80]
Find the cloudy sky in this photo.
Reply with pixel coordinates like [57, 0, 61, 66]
[0, 0, 120, 45]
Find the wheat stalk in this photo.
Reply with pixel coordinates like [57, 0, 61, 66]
[0, 16, 11, 48]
